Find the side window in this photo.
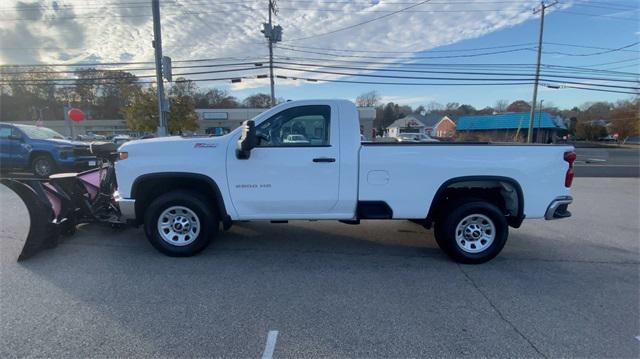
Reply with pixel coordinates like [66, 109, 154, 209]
[255, 105, 330, 147]
[0, 126, 11, 139]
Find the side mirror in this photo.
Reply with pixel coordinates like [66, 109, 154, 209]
[8, 134, 22, 141]
[236, 120, 257, 159]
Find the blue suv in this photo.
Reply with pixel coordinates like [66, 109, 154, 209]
[0, 123, 97, 177]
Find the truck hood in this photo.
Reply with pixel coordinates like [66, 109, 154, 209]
[30, 138, 89, 148]
[118, 135, 229, 156]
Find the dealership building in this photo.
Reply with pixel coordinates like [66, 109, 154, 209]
[10, 107, 377, 139]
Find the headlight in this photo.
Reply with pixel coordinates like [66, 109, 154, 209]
[119, 151, 128, 160]
[59, 150, 72, 160]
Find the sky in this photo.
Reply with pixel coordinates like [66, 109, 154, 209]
[0, 0, 638, 110]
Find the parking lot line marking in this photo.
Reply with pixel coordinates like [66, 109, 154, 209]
[261, 330, 279, 359]
[636, 335, 640, 342]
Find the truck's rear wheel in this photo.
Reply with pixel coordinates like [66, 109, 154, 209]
[144, 190, 218, 257]
[434, 200, 508, 264]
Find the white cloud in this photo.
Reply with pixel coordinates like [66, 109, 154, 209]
[1, 0, 546, 90]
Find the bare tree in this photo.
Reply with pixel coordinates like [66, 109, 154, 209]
[242, 93, 272, 108]
[355, 90, 381, 107]
[426, 101, 444, 112]
[494, 99, 508, 113]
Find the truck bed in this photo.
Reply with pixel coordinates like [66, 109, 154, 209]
[358, 143, 573, 219]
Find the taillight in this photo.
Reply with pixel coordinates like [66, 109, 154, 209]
[564, 151, 576, 187]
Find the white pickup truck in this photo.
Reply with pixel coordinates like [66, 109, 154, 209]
[114, 100, 575, 263]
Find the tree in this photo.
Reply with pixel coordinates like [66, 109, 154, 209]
[243, 93, 272, 108]
[122, 80, 200, 134]
[494, 99, 509, 113]
[427, 101, 444, 112]
[576, 122, 607, 141]
[195, 88, 239, 108]
[457, 104, 476, 116]
[477, 106, 495, 115]
[167, 78, 199, 134]
[506, 100, 531, 113]
[610, 98, 640, 142]
[579, 101, 612, 122]
[398, 105, 412, 118]
[122, 87, 159, 132]
[355, 90, 381, 107]
[445, 102, 460, 111]
[414, 105, 426, 115]
[381, 102, 398, 128]
[0, 66, 59, 122]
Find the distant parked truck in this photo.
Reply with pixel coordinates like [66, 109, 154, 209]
[0, 123, 97, 177]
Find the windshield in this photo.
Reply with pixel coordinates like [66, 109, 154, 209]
[16, 125, 65, 140]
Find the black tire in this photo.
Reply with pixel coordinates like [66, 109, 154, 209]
[144, 190, 218, 257]
[434, 200, 508, 264]
[31, 154, 55, 178]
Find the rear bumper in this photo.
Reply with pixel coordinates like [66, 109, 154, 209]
[114, 191, 136, 220]
[545, 196, 573, 220]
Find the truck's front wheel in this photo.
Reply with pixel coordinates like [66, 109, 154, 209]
[434, 200, 508, 264]
[31, 154, 55, 178]
[144, 190, 218, 257]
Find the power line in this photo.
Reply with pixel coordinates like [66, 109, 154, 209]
[545, 41, 640, 53]
[284, 0, 434, 42]
[1, 67, 264, 83]
[541, 41, 640, 57]
[277, 45, 536, 59]
[0, 56, 268, 68]
[280, 76, 536, 86]
[578, 57, 640, 67]
[274, 65, 640, 90]
[280, 42, 536, 53]
[282, 41, 638, 57]
[0, 74, 269, 86]
[558, 10, 640, 22]
[271, 55, 640, 77]
[275, 73, 640, 95]
[273, 61, 640, 83]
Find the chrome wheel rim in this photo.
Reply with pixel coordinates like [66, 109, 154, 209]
[34, 159, 51, 177]
[157, 206, 200, 246]
[455, 214, 495, 253]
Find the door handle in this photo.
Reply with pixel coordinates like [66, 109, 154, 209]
[313, 157, 336, 163]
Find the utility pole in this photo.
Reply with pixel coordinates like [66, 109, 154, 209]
[268, 0, 275, 107]
[527, 0, 557, 143]
[536, 99, 544, 143]
[262, 1, 282, 107]
[152, 0, 168, 136]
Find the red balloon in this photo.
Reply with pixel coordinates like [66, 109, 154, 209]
[68, 108, 85, 122]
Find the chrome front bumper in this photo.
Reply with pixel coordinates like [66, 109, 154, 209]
[114, 191, 136, 220]
[545, 196, 573, 220]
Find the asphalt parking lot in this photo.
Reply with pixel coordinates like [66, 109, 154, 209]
[1, 178, 638, 358]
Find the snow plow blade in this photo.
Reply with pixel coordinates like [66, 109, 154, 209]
[1, 143, 122, 261]
[1, 179, 63, 261]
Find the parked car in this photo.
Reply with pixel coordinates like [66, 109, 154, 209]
[112, 135, 132, 146]
[113, 100, 576, 263]
[75, 133, 107, 141]
[283, 134, 310, 144]
[0, 123, 97, 177]
[397, 134, 439, 142]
